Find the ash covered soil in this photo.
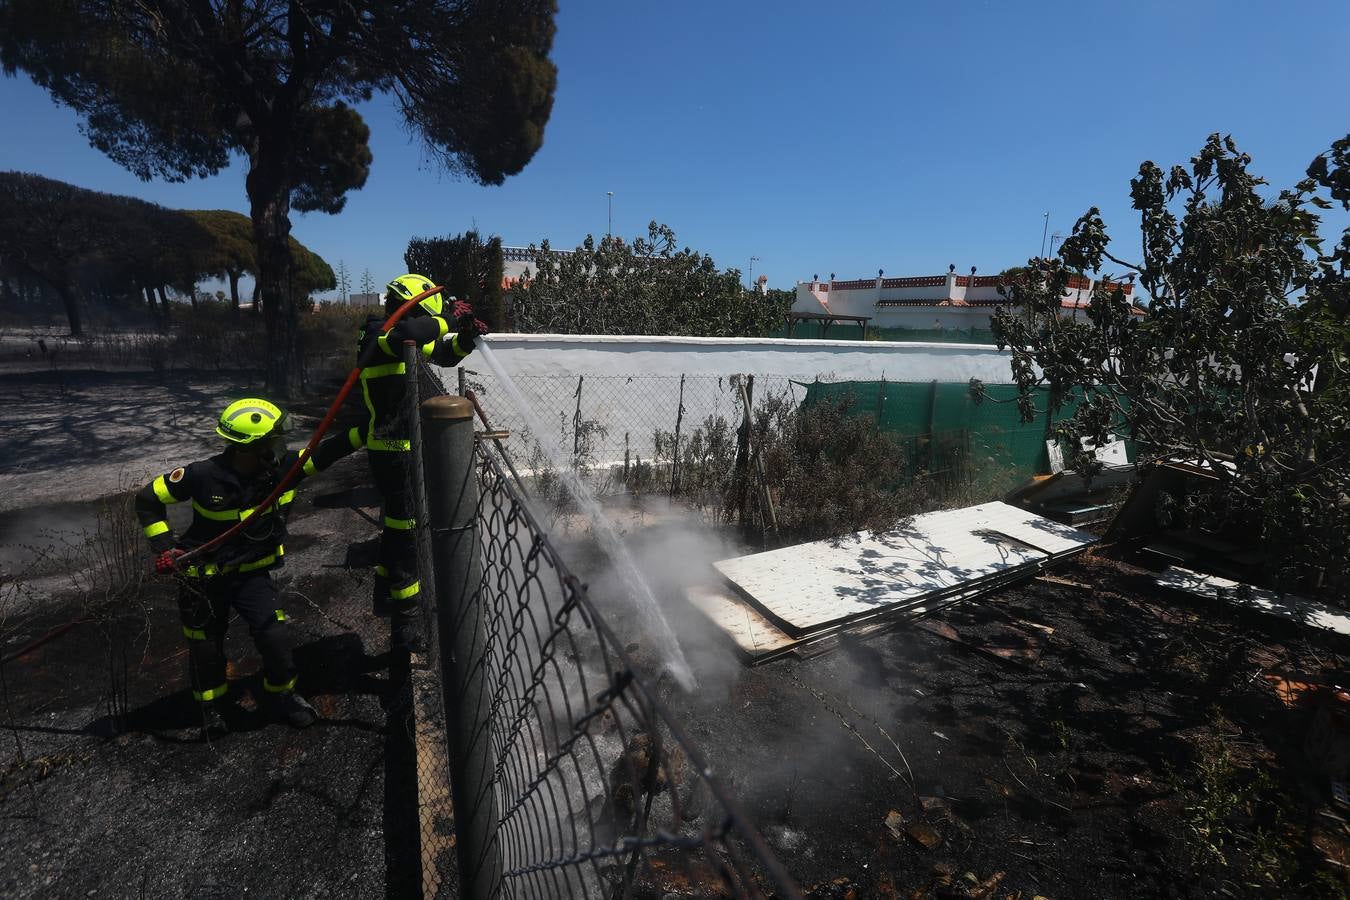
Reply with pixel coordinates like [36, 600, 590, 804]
[1, 370, 407, 898]
[8, 368, 1350, 898]
[570, 512, 1350, 899]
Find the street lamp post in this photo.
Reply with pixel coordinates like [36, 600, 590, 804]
[606, 191, 613, 239]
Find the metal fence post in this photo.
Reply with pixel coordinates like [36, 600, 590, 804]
[420, 394, 501, 900]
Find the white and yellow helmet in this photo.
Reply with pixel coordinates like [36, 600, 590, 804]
[385, 274, 442, 317]
[215, 398, 291, 446]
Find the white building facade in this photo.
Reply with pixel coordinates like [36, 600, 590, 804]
[792, 269, 1137, 333]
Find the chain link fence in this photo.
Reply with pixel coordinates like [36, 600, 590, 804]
[457, 367, 1052, 515]
[408, 358, 801, 899]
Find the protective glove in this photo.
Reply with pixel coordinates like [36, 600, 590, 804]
[451, 299, 490, 341]
[154, 548, 187, 575]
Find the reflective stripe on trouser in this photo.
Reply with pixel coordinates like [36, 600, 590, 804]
[368, 449, 419, 606]
[178, 573, 296, 699]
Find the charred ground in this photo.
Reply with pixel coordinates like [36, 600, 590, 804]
[3, 367, 1349, 899]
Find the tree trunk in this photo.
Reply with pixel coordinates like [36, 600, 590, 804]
[227, 269, 241, 316]
[56, 282, 82, 335]
[247, 144, 300, 398]
[156, 285, 171, 321]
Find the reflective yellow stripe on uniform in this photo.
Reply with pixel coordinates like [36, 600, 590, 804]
[420, 340, 436, 359]
[143, 520, 170, 538]
[152, 475, 176, 504]
[184, 544, 283, 578]
[376, 333, 393, 358]
[263, 675, 297, 693]
[367, 437, 411, 451]
[374, 564, 389, 577]
[390, 581, 420, 601]
[193, 682, 229, 702]
[347, 427, 365, 449]
[244, 492, 294, 519]
[362, 361, 406, 379]
[182, 625, 207, 641]
[434, 316, 449, 339]
[274, 609, 287, 622]
[383, 515, 415, 531]
[238, 545, 284, 573]
[450, 334, 465, 357]
[192, 500, 240, 522]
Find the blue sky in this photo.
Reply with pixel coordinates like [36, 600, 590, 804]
[2, 0, 1348, 298]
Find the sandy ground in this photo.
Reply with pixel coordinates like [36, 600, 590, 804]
[0, 370, 256, 510]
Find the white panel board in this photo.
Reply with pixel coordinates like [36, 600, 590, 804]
[950, 502, 1099, 556]
[714, 502, 1092, 636]
[1156, 567, 1350, 638]
[685, 585, 797, 659]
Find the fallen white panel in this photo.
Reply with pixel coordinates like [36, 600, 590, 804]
[685, 579, 1017, 665]
[951, 501, 1099, 556]
[714, 502, 1089, 636]
[685, 585, 797, 660]
[1156, 567, 1350, 638]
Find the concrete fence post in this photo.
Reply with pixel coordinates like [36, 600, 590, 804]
[420, 393, 501, 900]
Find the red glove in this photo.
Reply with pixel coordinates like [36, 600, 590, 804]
[451, 299, 489, 338]
[154, 548, 186, 575]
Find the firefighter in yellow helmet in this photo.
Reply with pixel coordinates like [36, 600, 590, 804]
[355, 274, 487, 651]
[134, 398, 362, 735]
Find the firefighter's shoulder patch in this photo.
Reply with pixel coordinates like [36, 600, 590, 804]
[168, 467, 186, 484]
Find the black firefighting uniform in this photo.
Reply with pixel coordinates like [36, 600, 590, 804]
[134, 431, 361, 703]
[356, 312, 472, 617]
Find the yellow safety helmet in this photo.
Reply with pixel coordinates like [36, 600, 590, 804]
[215, 398, 292, 446]
[385, 274, 442, 317]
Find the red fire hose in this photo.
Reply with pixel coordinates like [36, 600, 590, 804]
[173, 284, 446, 570]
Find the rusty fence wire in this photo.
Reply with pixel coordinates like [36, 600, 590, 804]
[408, 360, 801, 899]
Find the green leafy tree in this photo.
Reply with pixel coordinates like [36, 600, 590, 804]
[291, 240, 335, 303]
[405, 229, 506, 329]
[187, 210, 256, 314]
[513, 222, 792, 337]
[0, 0, 558, 396]
[986, 133, 1350, 599]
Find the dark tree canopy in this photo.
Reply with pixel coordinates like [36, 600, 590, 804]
[512, 223, 793, 338]
[187, 210, 257, 312]
[0, 171, 204, 331]
[0, 172, 335, 332]
[405, 230, 506, 330]
[986, 134, 1350, 599]
[0, 0, 558, 395]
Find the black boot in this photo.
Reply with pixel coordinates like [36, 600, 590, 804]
[273, 690, 317, 728]
[197, 701, 229, 738]
[372, 572, 391, 617]
[390, 608, 425, 654]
